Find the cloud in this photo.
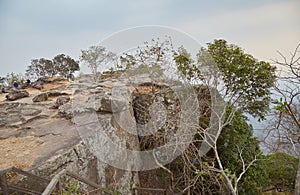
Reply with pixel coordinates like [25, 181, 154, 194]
[0, 0, 299, 76]
[176, 0, 300, 60]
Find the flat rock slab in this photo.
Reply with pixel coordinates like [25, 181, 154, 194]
[0, 78, 80, 171]
[0, 116, 81, 170]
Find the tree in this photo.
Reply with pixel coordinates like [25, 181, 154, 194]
[266, 43, 300, 195]
[80, 45, 116, 82]
[26, 58, 53, 79]
[265, 153, 298, 192]
[206, 39, 276, 120]
[176, 107, 268, 194]
[118, 38, 275, 194]
[119, 38, 184, 193]
[26, 54, 79, 80]
[0, 72, 24, 88]
[52, 54, 80, 80]
[175, 39, 276, 194]
[217, 109, 268, 194]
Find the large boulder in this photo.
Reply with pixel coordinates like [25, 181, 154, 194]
[6, 89, 29, 101]
[32, 93, 48, 102]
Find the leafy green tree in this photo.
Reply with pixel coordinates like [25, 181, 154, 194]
[174, 46, 202, 82]
[207, 39, 276, 120]
[177, 39, 276, 120]
[52, 54, 80, 80]
[174, 39, 276, 194]
[26, 54, 79, 80]
[80, 45, 116, 82]
[265, 153, 298, 192]
[26, 58, 52, 79]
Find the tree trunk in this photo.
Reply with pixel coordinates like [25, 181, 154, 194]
[295, 156, 300, 195]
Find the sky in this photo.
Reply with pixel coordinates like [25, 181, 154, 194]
[0, 0, 299, 77]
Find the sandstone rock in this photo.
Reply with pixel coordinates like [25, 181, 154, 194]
[101, 96, 128, 113]
[58, 103, 73, 119]
[6, 89, 29, 101]
[86, 94, 129, 113]
[31, 80, 44, 90]
[31, 77, 66, 90]
[52, 96, 70, 109]
[32, 93, 48, 102]
[1, 74, 179, 194]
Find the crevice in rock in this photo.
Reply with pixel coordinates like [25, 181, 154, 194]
[33, 132, 62, 138]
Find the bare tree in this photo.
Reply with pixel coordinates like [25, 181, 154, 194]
[80, 45, 116, 82]
[266, 43, 300, 195]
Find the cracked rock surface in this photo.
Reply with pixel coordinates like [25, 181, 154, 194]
[0, 74, 172, 194]
[0, 77, 76, 170]
[0, 75, 140, 194]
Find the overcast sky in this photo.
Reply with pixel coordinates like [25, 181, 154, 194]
[0, 0, 299, 77]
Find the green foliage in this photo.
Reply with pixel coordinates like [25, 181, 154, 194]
[52, 54, 80, 80]
[175, 39, 276, 120]
[119, 54, 137, 69]
[126, 63, 165, 78]
[265, 153, 298, 192]
[273, 98, 288, 112]
[206, 39, 276, 120]
[26, 54, 79, 80]
[63, 181, 80, 195]
[217, 109, 268, 194]
[174, 46, 203, 81]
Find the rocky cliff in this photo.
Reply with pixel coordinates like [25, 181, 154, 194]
[0, 75, 141, 193]
[0, 72, 205, 194]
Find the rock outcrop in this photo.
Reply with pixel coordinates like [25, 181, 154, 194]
[0, 75, 140, 193]
[0, 73, 198, 194]
[32, 92, 48, 102]
[5, 89, 29, 101]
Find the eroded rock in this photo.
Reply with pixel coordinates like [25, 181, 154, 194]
[1, 74, 178, 194]
[6, 89, 29, 101]
[58, 103, 73, 119]
[52, 96, 70, 109]
[33, 93, 48, 102]
[31, 80, 44, 90]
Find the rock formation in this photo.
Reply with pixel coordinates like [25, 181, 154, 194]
[5, 89, 29, 101]
[0, 73, 203, 194]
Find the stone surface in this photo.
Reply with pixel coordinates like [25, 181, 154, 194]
[52, 96, 70, 109]
[6, 89, 29, 101]
[31, 80, 44, 90]
[0, 73, 181, 194]
[32, 93, 48, 102]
